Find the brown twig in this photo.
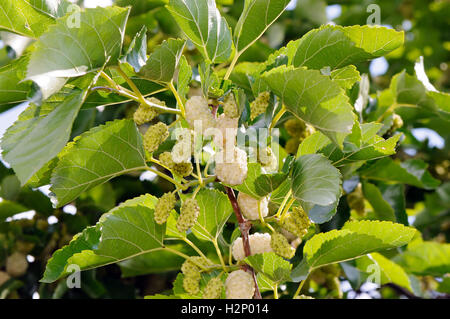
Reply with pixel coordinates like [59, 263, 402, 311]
[382, 283, 421, 299]
[225, 186, 262, 299]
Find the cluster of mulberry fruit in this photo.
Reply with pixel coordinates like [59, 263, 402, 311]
[159, 152, 193, 177]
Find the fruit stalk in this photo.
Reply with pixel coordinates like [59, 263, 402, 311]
[225, 186, 262, 299]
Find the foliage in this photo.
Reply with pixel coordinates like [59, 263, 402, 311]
[0, 0, 448, 300]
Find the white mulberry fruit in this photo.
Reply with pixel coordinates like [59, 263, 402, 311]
[185, 96, 216, 134]
[213, 113, 238, 150]
[237, 192, 268, 221]
[232, 232, 272, 261]
[225, 270, 255, 299]
[215, 147, 248, 186]
[6, 252, 28, 277]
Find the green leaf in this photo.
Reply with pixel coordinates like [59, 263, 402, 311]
[244, 252, 292, 284]
[191, 189, 233, 241]
[41, 194, 164, 282]
[234, 0, 290, 53]
[362, 182, 396, 222]
[291, 154, 342, 209]
[139, 38, 186, 83]
[122, 25, 148, 72]
[0, 55, 32, 112]
[298, 122, 400, 168]
[167, 0, 233, 63]
[40, 225, 107, 283]
[262, 65, 355, 146]
[50, 119, 147, 207]
[0, 200, 29, 221]
[233, 163, 287, 199]
[288, 25, 404, 70]
[359, 158, 440, 190]
[26, 6, 130, 98]
[0, 0, 71, 38]
[176, 55, 192, 103]
[96, 205, 165, 259]
[390, 70, 450, 122]
[297, 131, 331, 157]
[396, 241, 450, 277]
[2, 77, 98, 185]
[303, 220, 416, 269]
[119, 243, 192, 277]
[356, 253, 412, 291]
[330, 65, 361, 90]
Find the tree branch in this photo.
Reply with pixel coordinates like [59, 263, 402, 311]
[381, 283, 421, 299]
[225, 186, 262, 299]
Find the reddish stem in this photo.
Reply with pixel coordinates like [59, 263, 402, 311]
[225, 186, 262, 299]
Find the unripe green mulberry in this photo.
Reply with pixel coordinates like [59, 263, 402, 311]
[285, 137, 300, 154]
[284, 118, 315, 141]
[6, 252, 28, 277]
[223, 94, 239, 118]
[284, 118, 306, 138]
[133, 97, 165, 125]
[177, 198, 200, 232]
[347, 183, 365, 216]
[154, 192, 177, 224]
[183, 272, 201, 295]
[172, 162, 193, 177]
[181, 256, 207, 295]
[159, 152, 174, 168]
[144, 122, 169, 153]
[250, 91, 270, 120]
[271, 232, 296, 259]
[281, 206, 310, 238]
[159, 152, 193, 177]
[181, 256, 207, 274]
[203, 277, 223, 299]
